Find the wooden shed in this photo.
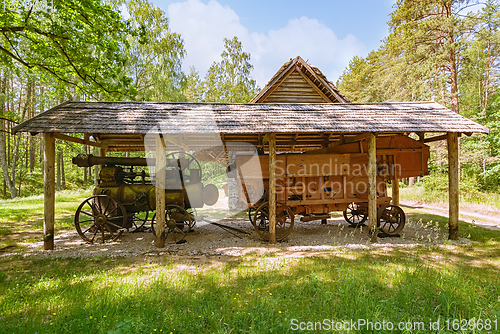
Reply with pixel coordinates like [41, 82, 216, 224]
[13, 101, 488, 248]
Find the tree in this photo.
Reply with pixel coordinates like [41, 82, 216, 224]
[184, 67, 203, 102]
[0, 0, 137, 99]
[124, 0, 187, 101]
[388, 0, 482, 113]
[201, 37, 259, 103]
[337, 56, 371, 102]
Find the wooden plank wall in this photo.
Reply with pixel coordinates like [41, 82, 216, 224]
[261, 70, 330, 103]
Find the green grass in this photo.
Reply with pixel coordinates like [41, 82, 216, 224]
[398, 185, 500, 211]
[1, 188, 500, 333]
[0, 189, 92, 248]
[0, 188, 92, 223]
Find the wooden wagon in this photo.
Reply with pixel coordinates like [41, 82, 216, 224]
[234, 134, 430, 241]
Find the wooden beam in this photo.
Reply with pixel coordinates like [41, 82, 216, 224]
[164, 134, 189, 151]
[418, 133, 425, 177]
[269, 133, 277, 244]
[305, 133, 374, 154]
[43, 133, 56, 250]
[54, 133, 104, 148]
[367, 133, 378, 242]
[424, 134, 447, 143]
[425, 133, 461, 143]
[262, 133, 270, 146]
[392, 179, 400, 206]
[448, 132, 459, 240]
[327, 133, 374, 147]
[155, 135, 166, 248]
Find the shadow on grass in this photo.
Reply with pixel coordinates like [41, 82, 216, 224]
[0, 246, 499, 334]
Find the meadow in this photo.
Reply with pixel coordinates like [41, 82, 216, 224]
[0, 190, 499, 333]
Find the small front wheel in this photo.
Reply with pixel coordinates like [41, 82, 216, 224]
[151, 205, 195, 243]
[343, 202, 368, 227]
[252, 202, 294, 241]
[377, 205, 405, 235]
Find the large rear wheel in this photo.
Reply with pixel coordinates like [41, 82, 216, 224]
[74, 195, 127, 243]
[252, 202, 294, 241]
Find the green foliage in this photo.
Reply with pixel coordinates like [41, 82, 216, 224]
[184, 67, 203, 103]
[421, 173, 448, 194]
[188, 36, 259, 103]
[200, 161, 226, 188]
[124, 0, 187, 101]
[0, 0, 137, 99]
[480, 163, 500, 191]
[337, 56, 371, 102]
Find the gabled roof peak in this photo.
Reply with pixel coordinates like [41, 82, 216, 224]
[250, 56, 350, 103]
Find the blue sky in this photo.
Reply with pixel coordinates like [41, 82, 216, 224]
[151, 0, 396, 87]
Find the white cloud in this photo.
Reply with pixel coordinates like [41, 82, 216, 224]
[168, 0, 365, 87]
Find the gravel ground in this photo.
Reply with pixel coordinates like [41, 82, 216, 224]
[2, 194, 472, 260]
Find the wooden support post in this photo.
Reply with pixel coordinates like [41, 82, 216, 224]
[155, 135, 166, 248]
[99, 147, 107, 158]
[367, 133, 378, 242]
[448, 132, 459, 240]
[269, 133, 277, 244]
[43, 133, 55, 250]
[392, 179, 400, 206]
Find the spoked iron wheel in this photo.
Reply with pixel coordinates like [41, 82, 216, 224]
[131, 211, 150, 232]
[377, 205, 406, 235]
[248, 206, 256, 225]
[252, 202, 294, 241]
[151, 205, 195, 243]
[343, 202, 368, 227]
[74, 195, 127, 243]
[186, 207, 197, 229]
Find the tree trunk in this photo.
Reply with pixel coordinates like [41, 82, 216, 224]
[409, 177, 414, 188]
[0, 71, 16, 198]
[29, 81, 36, 172]
[11, 76, 33, 198]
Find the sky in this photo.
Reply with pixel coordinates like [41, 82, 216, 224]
[150, 0, 397, 87]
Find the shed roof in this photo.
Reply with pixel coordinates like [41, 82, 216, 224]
[13, 100, 488, 135]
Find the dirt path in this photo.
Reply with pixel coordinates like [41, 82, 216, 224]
[400, 200, 500, 231]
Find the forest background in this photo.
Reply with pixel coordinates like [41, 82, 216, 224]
[0, 0, 499, 206]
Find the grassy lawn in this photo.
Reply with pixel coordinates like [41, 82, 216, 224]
[0, 191, 499, 333]
[398, 186, 500, 212]
[0, 189, 92, 248]
[0, 244, 499, 333]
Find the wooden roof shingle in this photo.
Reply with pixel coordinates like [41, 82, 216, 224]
[13, 101, 489, 135]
